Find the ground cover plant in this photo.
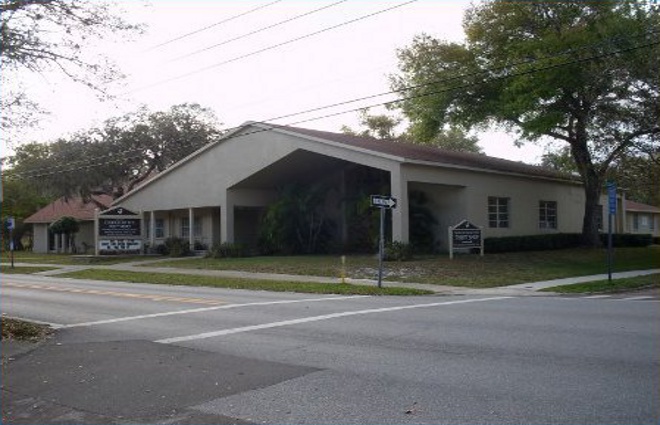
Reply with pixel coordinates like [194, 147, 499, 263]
[57, 269, 433, 296]
[542, 273, 659, 294]
[145, 247, 659, 288]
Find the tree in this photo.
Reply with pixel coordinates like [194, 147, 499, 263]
[342, 109, 483, 153]
[391, 0, 659, 246]
[543, 143, 660, 207]
[0, 0, 141, 143]
[4, 103, 224, 199]
[341, 109, 403, 140]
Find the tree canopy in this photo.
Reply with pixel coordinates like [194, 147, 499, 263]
[391, 0, 659, 246]
[341, 109, 483, 153]
[4, 103, 224, 200]
[0, 0, 141, 143]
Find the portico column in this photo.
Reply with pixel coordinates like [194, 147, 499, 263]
[149, 211, 155, 248]
[221, 191, 235, 243]
[188, 208, 195, 248]
[390, 166, 409, 243]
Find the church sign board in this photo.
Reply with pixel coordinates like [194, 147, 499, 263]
[95, 207, 143, 255]
[448, 219, 484, 259]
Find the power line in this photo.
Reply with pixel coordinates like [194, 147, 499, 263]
[123, 0, 419, 95]
[169, 0, 349, 63]
[5, 36, 657, 181]
[145, 0, 284, 52]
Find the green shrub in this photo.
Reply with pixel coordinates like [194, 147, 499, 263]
[160, 237, 191, 257]
[484, 233, 653, 253]
[384, 241, 414, 261]
[601, 233, 653, 247]
[207, 242, 248, 258]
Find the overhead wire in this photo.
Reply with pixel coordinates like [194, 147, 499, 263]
[6, 34, 657, 181]
[122, 0, 419, 95]
[145, 0, 284, 52]
[169, 0, 350, 63]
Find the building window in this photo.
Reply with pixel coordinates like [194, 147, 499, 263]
[180, 217, 190, 238]
[539, 201, 557, 229]
[155, 219, 165, 238]
[488, 197, 510, 228]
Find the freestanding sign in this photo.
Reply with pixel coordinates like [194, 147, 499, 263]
[95, 207, 143, 255]
[448, 219, 483, 259]
[371, 194, 397, 288]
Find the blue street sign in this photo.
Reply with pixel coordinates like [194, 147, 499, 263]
[607, 182, 616, 215]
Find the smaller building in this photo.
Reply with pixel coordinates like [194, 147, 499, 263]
[624, 200, 660, 237]
[24, 195, 112, 253]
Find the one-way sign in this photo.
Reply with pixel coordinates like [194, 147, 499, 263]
[370, 195, 397, 209]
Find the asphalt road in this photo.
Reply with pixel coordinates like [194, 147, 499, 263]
[2, 274, 659, 424]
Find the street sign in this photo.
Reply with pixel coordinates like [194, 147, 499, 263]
[6, 217, 15, 230]
[607, 182, 617, 215]
[370, 195, 397, 209]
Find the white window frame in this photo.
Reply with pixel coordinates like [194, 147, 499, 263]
[539, 200, 558, 230]
[488, 197, 510, 228]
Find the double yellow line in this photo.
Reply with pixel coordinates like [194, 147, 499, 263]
[4, 282, 226, 306]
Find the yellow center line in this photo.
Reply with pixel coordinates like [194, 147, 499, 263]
[3, 282, 227, 306]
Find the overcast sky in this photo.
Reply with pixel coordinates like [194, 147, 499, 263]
[15, 0, 547, 162]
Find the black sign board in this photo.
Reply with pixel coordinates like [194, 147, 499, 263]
[370, 195, 397, 209]
[102, 207, 138, 216]
[99, 218, 141, 237]
[451, 220, 482, 248]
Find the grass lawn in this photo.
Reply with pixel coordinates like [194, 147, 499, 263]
[541, 273, 660, 294]
[0, 252, 147, 265]
[145, 246, 660, 288]
[1, 318, 52, 341]
[57, 269, 433, 296]
[0, 265, 57, 274]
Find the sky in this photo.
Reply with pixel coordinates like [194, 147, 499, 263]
[12, 0, 547, 163]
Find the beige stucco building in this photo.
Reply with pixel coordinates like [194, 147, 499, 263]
[113, 122, 597, 253]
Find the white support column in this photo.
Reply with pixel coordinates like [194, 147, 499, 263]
[188, 207, 195, 249]
[149, 211, 156, 248]
[221, 192, 235, 243]
[621, 190, 627, 233]
[94, 208, 100, 256]
[390, 166, 409, 243]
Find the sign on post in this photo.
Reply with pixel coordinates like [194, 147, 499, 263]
[371, 194, 397, 288]
[96, 206, 142, 255]
[370, 195, 397, 209]
[448, 219, 483, 259]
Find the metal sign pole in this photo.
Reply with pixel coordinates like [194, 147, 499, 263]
[377, 206, 385, 288]
[607, 182, 616, 284]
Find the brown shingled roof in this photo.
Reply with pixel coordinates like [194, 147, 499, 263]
[24, 195, 113, 224]
[625, 200, 660, 213]
[271, 124, 577, 182]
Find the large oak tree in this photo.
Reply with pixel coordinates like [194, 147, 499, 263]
[391, 0, 659, 246]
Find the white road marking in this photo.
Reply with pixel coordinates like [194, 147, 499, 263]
[58, 295, 370, 329]
[583, 295, 612, 299]
[156, 296, 515, 344]
[617, 296, 655, 301]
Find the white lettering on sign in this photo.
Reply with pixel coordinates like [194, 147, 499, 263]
[99, 239, 142, 251]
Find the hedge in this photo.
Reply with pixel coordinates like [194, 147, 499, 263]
[484, 233, 653, 253]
